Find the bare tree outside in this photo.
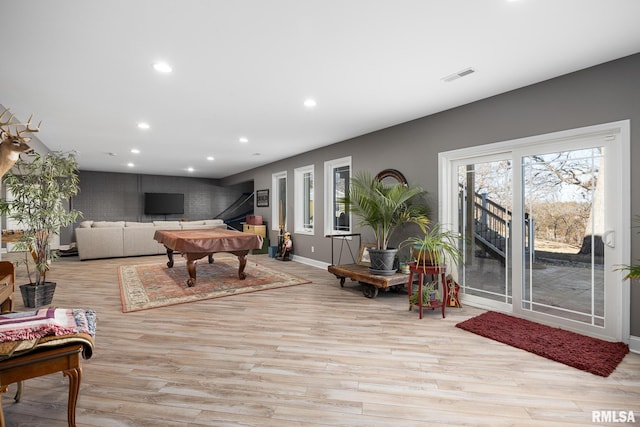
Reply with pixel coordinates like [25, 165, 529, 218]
[524, 148, 602, 256]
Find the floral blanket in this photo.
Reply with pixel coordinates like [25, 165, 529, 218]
[0, 308, 96, 360]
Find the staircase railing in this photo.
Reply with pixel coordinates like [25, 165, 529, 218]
[460, 186, 534, 262]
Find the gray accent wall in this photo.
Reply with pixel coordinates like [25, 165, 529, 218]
[70, 171, 252, 238]
[222, 53, 640, 336]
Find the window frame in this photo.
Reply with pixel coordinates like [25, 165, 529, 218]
[271, 171, 287, 232]
[324, 156, 351, 236]
[294, 164, 314, 235]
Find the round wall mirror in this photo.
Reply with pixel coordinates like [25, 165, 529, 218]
[375, 169, 408, 185]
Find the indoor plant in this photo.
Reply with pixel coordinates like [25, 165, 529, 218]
[341, 171, 430, 275]
[402, 223, 463, 268]
[409, 281, 440, 307]
[0, 150, 82, 307]
[618, 214, 640, 281]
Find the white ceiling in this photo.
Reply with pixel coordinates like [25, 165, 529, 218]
[2, 0, 640, 179]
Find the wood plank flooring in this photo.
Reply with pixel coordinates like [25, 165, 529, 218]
[1, 253, 639, 426]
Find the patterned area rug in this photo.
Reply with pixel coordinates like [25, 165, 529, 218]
[118, 257, 311, 312]
[456, 311, 629, 377]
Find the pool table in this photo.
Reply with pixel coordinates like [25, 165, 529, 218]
[153, 228, 264, 286]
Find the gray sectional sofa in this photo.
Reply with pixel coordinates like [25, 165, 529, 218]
[75, 219, 227, 260]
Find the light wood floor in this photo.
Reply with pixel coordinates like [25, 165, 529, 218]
[1, 253, 639, 426]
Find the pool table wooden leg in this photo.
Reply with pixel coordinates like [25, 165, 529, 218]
[186, 260, 197, 287]
[237, 253, 247, 280]
[165, 247, 175, 268]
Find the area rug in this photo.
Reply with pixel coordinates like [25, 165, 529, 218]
[118, 257, 311, 312]
[455, 311, 629, 377]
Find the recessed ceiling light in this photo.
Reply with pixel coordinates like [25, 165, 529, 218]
[304, 99, 317, 108]
[207, 156, 215, 161]
[187, 167, 194, 172]
[442, 67, 476, 82]
[153, 62, 172, 73]
[131, 148, 140, 154]
[127, 162, 135, 167]
[137, 122, 150, 129]
[239, 137, 249, 143]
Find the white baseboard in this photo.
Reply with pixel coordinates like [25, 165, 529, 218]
[290, 254, 329, 270]
[629, 335, 640, 354]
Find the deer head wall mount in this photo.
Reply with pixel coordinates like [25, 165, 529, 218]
[0, 108, 39, 179]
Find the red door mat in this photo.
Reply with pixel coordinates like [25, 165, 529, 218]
[456, 311, 629, 377]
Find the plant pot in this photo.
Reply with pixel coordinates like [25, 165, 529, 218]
[20, 282, 57, 308]
[368, 248, 398, 276]
[399, 262, 410, 274]
[412, 244, 442, 266]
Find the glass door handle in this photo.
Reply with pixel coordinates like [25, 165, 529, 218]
[603, 230, 615, 248]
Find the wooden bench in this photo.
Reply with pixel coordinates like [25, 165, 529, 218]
[0, 344, 84, 427]
[0, 308, 96, 427]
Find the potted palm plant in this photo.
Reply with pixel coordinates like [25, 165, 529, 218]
[340, 171, 430, 275]
[0, 150, 82, 307]
[621, 265, 640, 281]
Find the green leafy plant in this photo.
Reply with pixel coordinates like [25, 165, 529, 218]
[0, 151, 82, 285]
[409, 281, 440, 306]
[402, 223, 463, 267]
[340, 171, 430, 250]
[617, 214, 640, 281]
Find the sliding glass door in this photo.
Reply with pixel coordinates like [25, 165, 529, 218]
[456, 156, 513, 312]
[441, 121, 629, 341]
[520, 147, 604, 326]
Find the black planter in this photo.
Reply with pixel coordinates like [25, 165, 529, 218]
[368, 248, 398, 276]
[20, 282, 57, 308]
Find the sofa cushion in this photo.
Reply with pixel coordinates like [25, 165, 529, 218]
[203, 219, 225, 225]
[180, 219, 227, 230]
[78, 220, 94, 228]
[76, 227, 124, 260]
[153, 221, 181, 227]
[125, 221, 154, 227]
[92, 221, 125, 228]
[123, 227, 165, 256]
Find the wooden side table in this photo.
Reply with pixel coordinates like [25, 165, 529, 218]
[407, 263, 448, 319]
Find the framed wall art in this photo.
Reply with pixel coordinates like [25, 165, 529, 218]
[256, 189, 269, 207]
[358, 243, 376, 266]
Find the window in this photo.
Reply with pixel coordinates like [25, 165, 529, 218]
[271, 171, 287, 231]
[324, 156, 351, 235]
[294, 165, 314, 234]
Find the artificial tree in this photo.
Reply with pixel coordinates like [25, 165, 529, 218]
[0, 150, 82, 306]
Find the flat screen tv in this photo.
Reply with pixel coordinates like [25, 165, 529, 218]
[144, 193, 184, 215]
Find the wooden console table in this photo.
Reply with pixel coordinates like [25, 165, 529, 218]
[0, 343, 84, 427]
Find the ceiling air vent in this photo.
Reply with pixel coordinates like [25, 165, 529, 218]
[442, 67, 476, 82]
